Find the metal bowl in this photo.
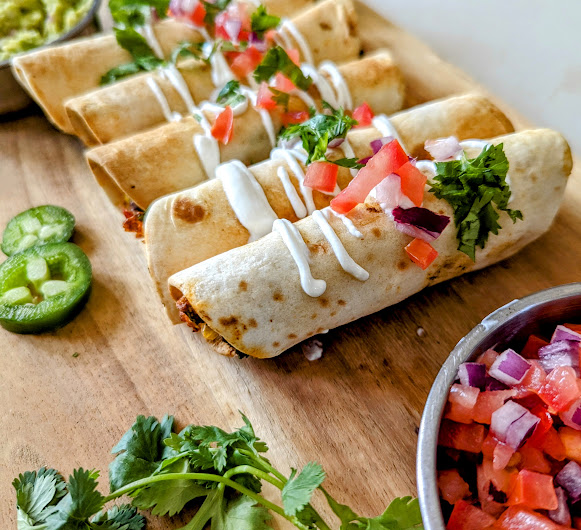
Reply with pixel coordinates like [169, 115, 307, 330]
[417, 282, 581, 529]
[0, 0, 102, 115]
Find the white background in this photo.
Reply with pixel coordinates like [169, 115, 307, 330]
[364, 0, 581, 154]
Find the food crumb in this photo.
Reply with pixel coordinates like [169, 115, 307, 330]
[72, 352, 80, 358]
[416, 327, 426, 338]
[302, 339, 323, 361]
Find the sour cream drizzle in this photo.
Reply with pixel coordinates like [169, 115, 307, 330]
[277, 166, 308, 219]
[372, 115, 405, 150]
[324, 207, 362, 238]
[318, 61, 352, 109]
[216, 160, 278, 241]
[277, 18, 314, 65]
[146, 77, 181, 122]
[138, 21, 164, 59]
[272, 219, 326, 297]
[312, 210, 368, 281]
[270, 148, 316, 214]
[337, 138, 358, 178]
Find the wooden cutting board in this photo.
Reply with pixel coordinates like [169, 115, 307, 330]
[1, 2, 579, 527]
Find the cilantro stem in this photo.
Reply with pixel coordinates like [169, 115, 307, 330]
[223, 465, 285, 489]
[102, 472, 309, 529]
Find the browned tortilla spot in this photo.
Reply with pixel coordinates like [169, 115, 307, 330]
[249, 318, 257, 328]
[173, 198, 206, 224]
[239, 280, 248, 291]
[288, 333, 297, 339]
[273, 291, 284, 301]
[308, 243, 327, 254]
[318, 297, 329, 307]
[372, 228, 381, 238]
[273, 341, 280, 347]
[319, 21, 331, 30]
[338, 300, 346, 306]
[330, 311, 337, 317]
[311, 313, 317, 319]
[397, 260, 409, 271]
[219, 316, 238, 326]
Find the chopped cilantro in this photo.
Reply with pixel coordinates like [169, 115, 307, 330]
[278, 105, 359, 167]
[251, 5, 280, 39]
[202, 0, 232, 25]
[268, 87, 290, 110]
[13, 414, 421, 530]
[217, 80, 247, 106]
[253, 46, 311, 91]
[170, 40, 208, 65]
[429, 143, 523, 260]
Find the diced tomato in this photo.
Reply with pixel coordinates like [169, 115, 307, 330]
[559, 426, 581, 463]
[439, 420, 486, 453]
[394, 161, 427, 207]
[280, 110, 310, 126]
[256, 82, 277, 110]
[229, 47, 263, 79]
[527, 405, 553, 447]
[214, 3, 250, 41]
[493, 442, 517, 471]
[285, 48, 300, 65]
[517, 442, 551, 474]
[273, 72, 296, 93]
[446, 385, 479, 424]
[473, 390, 516, 425]
[405, 238, 438, 270]
[521, 335, 549, 359]
[535, 426, 567, 460]
[352, 102, 374, 128]
[477, 349, 499, 370]
[481, 434, 497, 459]
[187, 2, 206, 26]
[447, 500, 496, 530]
[514, 361, 546, 398]
[330, 139, 408, 214]
[477, 458, 516, 517]
[211, 106, 234, 144]
[495, 506, 569, 530]
[264, 28, 277, 43]
[214, 11, 231, 40]
[565, 323, 581, 334]
[445, 401, 474, 425]
[538, 365, 580, 412]
[438, 469, 471, 505]
[507, 469, 558, 510]
[303, 162, 339, 194]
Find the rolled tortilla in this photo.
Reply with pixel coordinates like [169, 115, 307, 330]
[66, 0, 363, 146]
[145, 94, 514, 319]
[87, 50, 403, 210]
[168, 129, 572, 358]
[10, 0, 316, 134]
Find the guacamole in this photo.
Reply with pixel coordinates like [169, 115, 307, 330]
[0, 0, 93, 61]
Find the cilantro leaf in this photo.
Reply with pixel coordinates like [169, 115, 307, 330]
[253, 46, 311, 91]
[217, 80, 246, 107]
[109, 0, 169, 26]
[179, 487, 225, 530]
[14, 468, 66, 529]
[130, 458, 207, 516]
[44, 469, 105, 529]
[219, 495, 273, 530]
[372, 497, 423, 529]
[250, 6, 280, 39]
[109, 415, 175, 492]
[170, 40, 207, 65]
[279, 106, 358, 165]
[100, 62, 142, 85]
[281, 462, 325, 517]
[429, 143, 523, 260]
[268, 87, 290, 110]
[91, 504, 145, 529]
[333, 157, 365, 170]
[202, 0, 231, 25]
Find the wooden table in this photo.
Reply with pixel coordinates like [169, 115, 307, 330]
[1, 3, 579, 527]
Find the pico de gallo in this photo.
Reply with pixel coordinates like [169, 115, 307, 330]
[437, 322, 581, 529]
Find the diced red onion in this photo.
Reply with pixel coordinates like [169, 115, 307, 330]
[224, 18, 242, 41]
[392, 206, 450, 242]
[302, 339, 323, 361]
[489, 348, 532, 385]
[370, 137, 393, 155]
[328, 138, 345, 148]
[538, 340, 580, 375]
[557, 461, 581, 503]
[357, 156, 371, 166]
[552, 324, 581, 343]
[249, 33, 268, 51]
[548, 487, 572, 526]
[425, 136, 462, 161]
[371, 173, 401, 209]
[169, 0, 197, 17]
[491, 400, 539, 449]
[560, 398, 581, 430]
[485, 376, 509, 391]
[458, 362, 486, 389]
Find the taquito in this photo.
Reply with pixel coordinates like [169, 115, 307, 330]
[66, 0, 361, 146]
[145, 94, 514, 319]
[168, 129, 572, 358]
[87, 51, 403, 210]
[10, 0, 315, 134]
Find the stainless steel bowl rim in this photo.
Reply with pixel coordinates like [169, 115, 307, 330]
[417, 282, 581, 530]
[0, 0, 102, 70]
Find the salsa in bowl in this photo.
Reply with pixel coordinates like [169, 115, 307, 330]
[417, 283, 581, 529]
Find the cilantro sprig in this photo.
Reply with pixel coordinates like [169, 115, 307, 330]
[279, 105, 363, 169]
[13, 414, 423, 530]
[251, 5, 281, 39]
[216, 80, 247, 106]
[429, 143, 523, 260]
[253, 46, 312, 91]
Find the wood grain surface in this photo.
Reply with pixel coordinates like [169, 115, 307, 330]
[1, 3, 579, 528]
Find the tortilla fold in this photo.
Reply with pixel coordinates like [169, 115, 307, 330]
[168, 128, 572, 358]
[145, 94, 514, 319]
[87, 50, 404, 210]
[65, 0, 363, 146]
[10, 0, 316, 134]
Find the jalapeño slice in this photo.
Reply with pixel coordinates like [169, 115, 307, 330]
[1, 205, 75, 256]
[0, 243, 92, 334]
